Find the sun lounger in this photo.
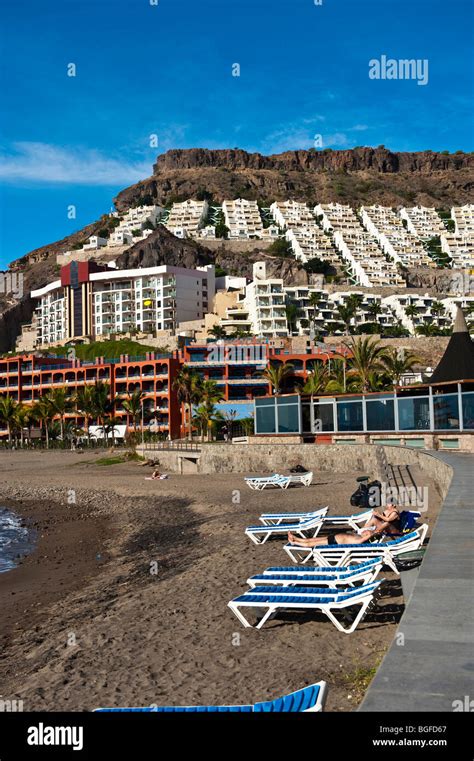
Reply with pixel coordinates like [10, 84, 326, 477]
[95, 681, 328, 712]
[245, 471, 313, 491]
[287, 471, 313, 487]
[245, 510, 326, 545]
[228, 580, 383, 633]
[259, 506, 328, 527]
[244, 474, 291, 491]
[247, 557, 383, 589]
[283, 525, 429, 571]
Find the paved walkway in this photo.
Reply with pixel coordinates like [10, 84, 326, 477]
[361, 452, 474, 712]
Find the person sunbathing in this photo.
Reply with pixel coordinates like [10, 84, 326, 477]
[145, 469, 169, 481]
[288, 503, 401, 548]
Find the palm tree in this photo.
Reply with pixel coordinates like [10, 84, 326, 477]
[259, 362, 294, 395]
[430, 300, 445, 318]
[416, 323, 445, 337]
[344, 336, 389, 393]
[192, 403, 222, 442]
[13, 403, 32, 448]
[337, 304, 356, 335]
[0, 395, 18, 445]
[308, 292, 320, 336]
[198, 380, 224, 441]
[285, 302, 299, 335]
[301, 363, 328, 396]
[209, 325, 227, 340]
[122, 388, 144, 435]
[32, 398, 53, 449]
[75, 386, 95, 443]
[367, 301, 383, 321]
[173, 367, 202, 440]
[382, 347, 420, 386]
[90, 381, 114, 446]
[46, 387, 73, 443]
[405, 303, 419, 325]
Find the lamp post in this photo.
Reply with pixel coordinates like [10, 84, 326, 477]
[141, 400, 145, 449]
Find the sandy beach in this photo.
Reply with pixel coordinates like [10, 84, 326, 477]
[0, 450, 442, 712]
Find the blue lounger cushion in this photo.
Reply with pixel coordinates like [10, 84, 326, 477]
[254, 684, 321, 712]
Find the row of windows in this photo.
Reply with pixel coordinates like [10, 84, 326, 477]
[255, 392, 474, 435]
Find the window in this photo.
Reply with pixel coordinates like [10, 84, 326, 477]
[276, 397, 300, 433]
[313, 402, 335, 432]
[337, 401, 363, 432]
[433, 393, 459, 430]
[462, 392, 474, 429]
[366, 398, 395, 431]
[255, 401, 276, 434]
[398, 396, 430, 431]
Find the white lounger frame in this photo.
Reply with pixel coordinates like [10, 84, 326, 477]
[283, 524, 429, 571]
[228, 581, 382, 634]
[259, 506, 369, 527]
[245, 508, 327, 545]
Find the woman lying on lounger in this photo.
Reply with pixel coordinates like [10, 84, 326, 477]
[288, 503, 401, 547]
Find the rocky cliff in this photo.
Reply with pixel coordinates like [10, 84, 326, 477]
[115, 147, 474, 210]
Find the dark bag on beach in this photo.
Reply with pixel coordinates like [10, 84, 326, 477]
[289, 465, 308, 473]
[350, 479, 382, 509]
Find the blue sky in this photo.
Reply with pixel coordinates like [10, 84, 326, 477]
[1, 0, 473, 267]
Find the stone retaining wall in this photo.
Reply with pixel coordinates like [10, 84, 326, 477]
[138, 443, 454, 500]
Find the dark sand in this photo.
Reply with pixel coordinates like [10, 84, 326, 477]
[0, 450, 442, 712]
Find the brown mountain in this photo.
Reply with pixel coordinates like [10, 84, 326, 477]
[115, 147, 474, 210]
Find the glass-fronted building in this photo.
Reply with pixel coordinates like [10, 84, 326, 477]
[254, 381, 474, 437]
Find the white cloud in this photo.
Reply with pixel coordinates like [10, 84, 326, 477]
[0, 142, 151, 185]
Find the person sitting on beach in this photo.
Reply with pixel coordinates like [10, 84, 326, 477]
[288, 503, 401, 548]
[145, 469, 169, 481]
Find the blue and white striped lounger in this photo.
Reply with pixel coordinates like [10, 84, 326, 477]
[228, 580, 383, 633]
[95, 681, 328, 712]
[247, 558, 383, 588]
[246, 510, 326, 545]
[259, 506, 329, 526]
[283, 524, 429, 570]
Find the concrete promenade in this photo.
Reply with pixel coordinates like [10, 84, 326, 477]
[361, 452, 474, 711]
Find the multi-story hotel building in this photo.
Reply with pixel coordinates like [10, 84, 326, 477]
[0, 352, 181, 438]
[31, 262, 215, 347]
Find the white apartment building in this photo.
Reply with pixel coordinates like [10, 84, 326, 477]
[165, 200, 209, 237]
[270, 201, 339, 266]
[233, 262, 287, 337]
[440, 233, 474, 268]
[384, 293, 452, 334]
[31, 263, 216, 346]
[270, 201, 316, 229]
[451, 204, 474, 236]
[360, 205, 433, 268]
[399, 206, 446, 239]
[222, 199, 264, 239]
[83, 236, 108, 250]
[314, 203, 405, 287]
[33, 283, 68, 345]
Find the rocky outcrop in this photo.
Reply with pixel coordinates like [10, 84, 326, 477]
[115, 147, 474, 211]
[116, 225, 310, 284]
[152, 147, 473, 173]
[0, 297, 35, 353]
